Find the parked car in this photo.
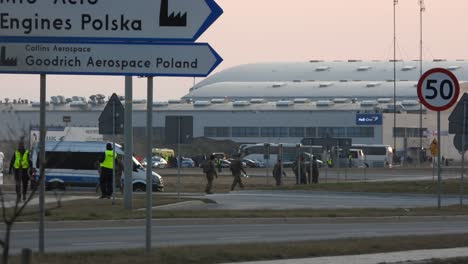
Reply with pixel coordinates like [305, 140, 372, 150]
[227, 158, 247, 168]
[242, 158, 265, 168]
[219, 159, 232, 168]
[212, 152, 227, 160]
[179, 157, 195, 168]
[141, 156, 168, 169]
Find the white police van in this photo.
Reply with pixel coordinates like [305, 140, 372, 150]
[31, 141, 163, 192]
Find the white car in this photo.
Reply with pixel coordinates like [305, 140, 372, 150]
[142, 156, 168, 169]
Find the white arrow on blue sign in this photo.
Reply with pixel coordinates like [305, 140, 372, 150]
[0, 0, 222, 42]
[0, 41, 222, 77]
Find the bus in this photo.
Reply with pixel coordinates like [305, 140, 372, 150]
[351, 144, 393, 168]
[239, 143, 323, 167]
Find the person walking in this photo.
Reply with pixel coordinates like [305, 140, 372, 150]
[327, 157, 333, 168]
[9, 140, 32, 202]
[98, 143, 117, 199]
[292, 156, 307, 184]
[312, 156, 320, 184]
[272, 159, 286, 186]
[216, 157, 222, 173]
[202, 154, 218, 194]
[348, 152, 353, 168]
[230, 153, 246, 191]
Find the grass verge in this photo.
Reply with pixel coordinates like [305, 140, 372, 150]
[14, 201, 468, 221]
[9, 233, 468, 264]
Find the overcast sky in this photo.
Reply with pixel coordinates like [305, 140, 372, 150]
[2, 0, 468, 102]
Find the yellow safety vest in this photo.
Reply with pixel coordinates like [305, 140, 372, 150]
[100, 150, 116, 169]
[14, 150, 29, 169]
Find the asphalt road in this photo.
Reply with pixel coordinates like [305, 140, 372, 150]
[160, 167, 463, 182]
[4, 217, 468, 254]
[181, 190, 465, 210]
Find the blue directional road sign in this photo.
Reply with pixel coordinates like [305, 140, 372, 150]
[0, 41, 222, 77]
[0, 0, 223, 42]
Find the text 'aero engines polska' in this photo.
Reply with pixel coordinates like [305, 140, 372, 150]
[0, 0, 223, 42]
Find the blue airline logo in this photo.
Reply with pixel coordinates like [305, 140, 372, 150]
[356, 114, 382, 125]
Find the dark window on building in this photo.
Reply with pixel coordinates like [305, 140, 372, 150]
[393, 127, 405, 138]
[232, 127, 259, 137]
[346, 127, 374, 138]
[261, 127, 288, 137]
[165, 116, 194, 144]
[204, 127, 230, 137]
[305, 127, 316, 137]
[393, 127, 425, 138]
[318, 127, 346, 137]
[407, 128, 426, 137]
[289, 127, 305, 137]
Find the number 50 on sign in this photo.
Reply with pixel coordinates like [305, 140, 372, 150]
[417, 68, 460, 112]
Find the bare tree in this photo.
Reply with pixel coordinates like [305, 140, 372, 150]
[0, 115, 65, 264]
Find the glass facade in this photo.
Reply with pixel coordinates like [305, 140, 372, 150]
[205, 126, 375, 138]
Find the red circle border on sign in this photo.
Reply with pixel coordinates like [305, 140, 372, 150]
[417, 68, 460, 112]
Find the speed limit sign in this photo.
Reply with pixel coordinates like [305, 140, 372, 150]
[417, 68, 460, 111]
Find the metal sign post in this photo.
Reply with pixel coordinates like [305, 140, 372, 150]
[461, 101, 466, 206]
[296, 144, 301, 185]
[264, 143, 270, 184]
[112, 100, 116, 205]
[309, 146, 313, 184]
[325, 150, 328, 183]
[437, 112, 441, 208]
[124, 77, 133, 210]
[145, 77, 154, 253]
[417, 68, 460, 209]
[38, 74, 46, 254]
[177, 117, 181, 200]
[278, 144, 283, 182]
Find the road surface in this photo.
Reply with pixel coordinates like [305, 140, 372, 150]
[4, 217, 468, 254]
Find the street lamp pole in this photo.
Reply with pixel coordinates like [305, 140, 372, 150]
[419, 0, 425, 167]
[393, 0, 398, 155]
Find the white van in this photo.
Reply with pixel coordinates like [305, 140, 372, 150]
[31, 141, 163, 192]
[348, 148, 366, 168]
[352, 144, 393, 168]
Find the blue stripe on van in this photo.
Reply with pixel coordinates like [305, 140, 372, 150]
[42, 174, 99, 185]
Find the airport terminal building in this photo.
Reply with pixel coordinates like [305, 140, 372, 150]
[1, 60, 467, 159]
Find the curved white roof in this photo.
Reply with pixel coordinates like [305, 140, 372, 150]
[184, 81, 424, 101]
[191, 60, 468, 91]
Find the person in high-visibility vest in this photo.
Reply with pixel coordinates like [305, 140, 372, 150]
[9, 140, 31, 202]
[98, 143, 117, 199]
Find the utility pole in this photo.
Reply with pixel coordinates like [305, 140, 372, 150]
[418, 0, 425, 167]
[393, 0, 398, 156]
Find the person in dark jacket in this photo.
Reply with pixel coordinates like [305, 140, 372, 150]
[292, 156, 307, 184]
[230, 153, 246, 191]
[203, 154, 218, 194]
[9, 140, 32, 202]
[311, 156, 320, 184]
[272, 159, 286, 186]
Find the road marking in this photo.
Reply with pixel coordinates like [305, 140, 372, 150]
[72, 241, 126, 246]
[217, 236, 260, 241]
